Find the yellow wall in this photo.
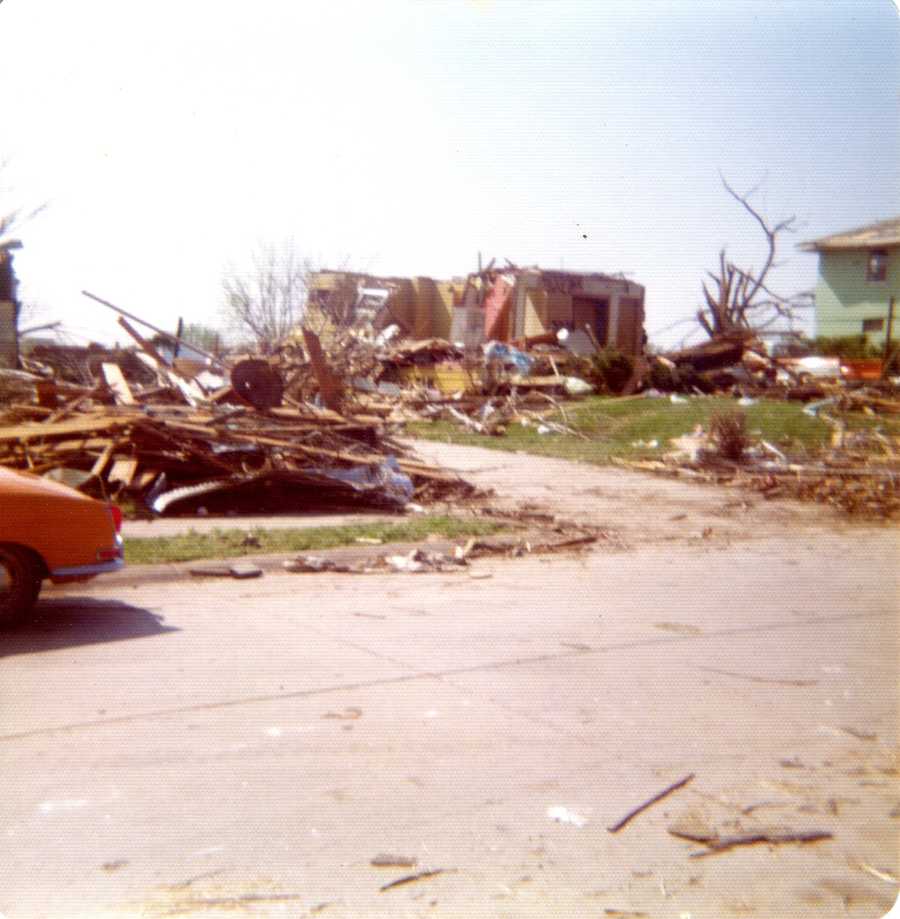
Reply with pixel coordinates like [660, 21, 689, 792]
[524, 290, 547, 337]
[433, 282, 457, 339]
[308, 270, 644, 351]
[412, 277, 437, 338]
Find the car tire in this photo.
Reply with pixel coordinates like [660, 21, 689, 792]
[0, 545, 42, 629]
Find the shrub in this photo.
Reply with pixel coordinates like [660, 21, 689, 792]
[587, 348, 634, 394]
[709, 410, 748, 462]
[648, 359, 679, 392]
[814, 335, 882, 360]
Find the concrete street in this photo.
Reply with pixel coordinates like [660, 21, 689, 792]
[1, 445, 897, 918]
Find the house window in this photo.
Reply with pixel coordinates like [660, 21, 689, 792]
[862, 317, 884, 333]
[866, 249, 888, 283]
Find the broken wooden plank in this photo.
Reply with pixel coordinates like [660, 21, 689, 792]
[90, 441, 116, 479]
[107, 457, 139, 487]
[28, 436, 128, 455]
[100, 363, 135, 405]
[117, 316, 173, 370]
[0, 415, 127, 444]
[119, 317, 206, 404]
[133, 349, 202, 407]
[302, 327, 343, 411]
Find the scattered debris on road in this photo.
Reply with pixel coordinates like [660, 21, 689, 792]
[853, 862, 899, 885]
[188, 563, 263, 579]
[283, 555, 355, 574]
[379, 868, 452, 892]
[321, 707, 363, 721]
[370, 854, 418, 868]
[607, 773, 695, 833]
[684, 827, 834, 858]
[547, 806, 589, 828]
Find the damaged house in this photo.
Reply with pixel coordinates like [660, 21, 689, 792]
[307, 265, 645, 356]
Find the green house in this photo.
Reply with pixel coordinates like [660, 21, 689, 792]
[799, 217, 899, 346]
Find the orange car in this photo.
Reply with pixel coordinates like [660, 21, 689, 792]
[0, 467, 124, 627]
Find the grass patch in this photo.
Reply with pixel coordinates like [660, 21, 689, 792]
[124, 515, 507, 566]
[407, 395, 834, 464]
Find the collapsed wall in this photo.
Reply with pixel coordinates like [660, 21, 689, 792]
[307, 265, 646, 356]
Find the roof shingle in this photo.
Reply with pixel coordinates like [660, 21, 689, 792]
[799, 217, 900, 251]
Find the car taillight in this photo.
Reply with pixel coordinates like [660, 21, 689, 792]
[108, 504, 123, 534]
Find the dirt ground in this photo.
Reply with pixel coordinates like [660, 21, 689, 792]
[405, 437, 892, 547]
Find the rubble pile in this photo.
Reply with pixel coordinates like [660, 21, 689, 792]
[617, 401, 900, 518]
[3, 288, 897, 519]
[650, 329, 899, 399]
[276, 323, 603, 436]
[0, 327, 478, 516]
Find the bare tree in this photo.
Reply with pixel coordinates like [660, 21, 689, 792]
[697, 176, 812, 338]
[0, 161, 46, 249]
[223, 242, 312, 352]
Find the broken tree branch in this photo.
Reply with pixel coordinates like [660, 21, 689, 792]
[607, 773, 695, 833]
[688, 828, 833, 858]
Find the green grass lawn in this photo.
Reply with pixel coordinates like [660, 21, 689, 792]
[124, 515, 507, 566]
[407, 395, 836, 464]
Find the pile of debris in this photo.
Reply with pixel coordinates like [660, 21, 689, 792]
[284, 528, 607, 576]
[4, 288, 897, 519]
[0, 299, 479, 516]
[649, 330, 898, 399]
[616, 400, 900, 518]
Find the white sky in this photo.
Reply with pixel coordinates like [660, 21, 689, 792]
[1, 0, 898, 347]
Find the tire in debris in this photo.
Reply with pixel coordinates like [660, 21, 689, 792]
[230, 359, 284, 410]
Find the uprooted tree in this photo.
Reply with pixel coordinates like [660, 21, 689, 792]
[697, 177, 812, 339]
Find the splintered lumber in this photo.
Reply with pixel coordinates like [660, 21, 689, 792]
[607, 774, 695, 833]
[667, 337, 745, 371]
[107, 457, 138, 487]
[117, 317, 173, 371]
[302, 328, 343, 411]
[100, 363, 135, 405]
[0, 415, 128, 444]
[83, 290, 227, 370]
[90, 441, 116, 478]
[119, 317, 207, 405]
[0, 327, 481, 516]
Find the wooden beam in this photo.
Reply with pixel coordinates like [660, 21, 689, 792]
[301, 328, 343, 412]
[100, 362, 135, 405]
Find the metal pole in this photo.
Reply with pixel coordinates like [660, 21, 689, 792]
[883, 296, 896, 379]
